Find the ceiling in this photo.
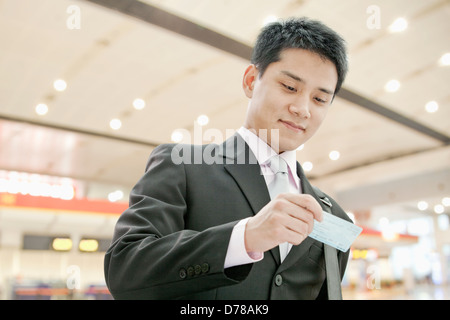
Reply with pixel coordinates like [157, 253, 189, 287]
[0, 0, 449, 233]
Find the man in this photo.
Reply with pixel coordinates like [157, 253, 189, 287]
[104, 17, 351, 300]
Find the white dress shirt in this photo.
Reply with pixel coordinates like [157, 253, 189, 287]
[224, 127, 302, 268]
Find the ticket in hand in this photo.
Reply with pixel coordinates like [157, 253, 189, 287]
[308, 211, 363, 252]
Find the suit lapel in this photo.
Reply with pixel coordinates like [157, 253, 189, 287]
[297, 162, 324, 208]
[219, 134, 271, 217]
[219, 134, 281, 264]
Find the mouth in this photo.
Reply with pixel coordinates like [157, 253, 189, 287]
[279, 120, 306, 133]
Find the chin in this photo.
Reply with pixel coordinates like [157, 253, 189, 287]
[277, 140, 303, 153]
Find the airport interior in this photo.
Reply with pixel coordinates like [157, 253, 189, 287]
[0, 0, 449, 300]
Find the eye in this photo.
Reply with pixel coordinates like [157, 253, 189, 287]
[314, 97, 327, 104]
[281, 83, 297, 93]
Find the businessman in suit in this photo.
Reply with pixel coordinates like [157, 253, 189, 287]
[104, 17, 351, 300]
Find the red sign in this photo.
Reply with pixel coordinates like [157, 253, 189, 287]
[0, 192, 127, 215]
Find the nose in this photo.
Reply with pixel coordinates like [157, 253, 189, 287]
[288, 97, 310, 119]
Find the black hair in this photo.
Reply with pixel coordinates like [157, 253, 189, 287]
[251, 17, 348, 95]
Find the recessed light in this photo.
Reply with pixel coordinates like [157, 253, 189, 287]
[439, 53, 450, 66]
[384, 79, 400, 92]
[171, 130, 184, 143]
[263, 15, 278, 26]
[425, 101, 439, 113]
[196, 114, 209, 126]
[442, 197, 450, 207]
[108, 190, 123, 202]
[133, 98, 145, 110]
[329, 150, 340, 161]
[388, 17, 408, 33]
[53, 79, 67, 92]
[417, 201, 428, 211]
[109, 118, 122, 130]
[35, 103, 48, 116]
[434, 204, 444, 214]
[303, 161, 313, 172]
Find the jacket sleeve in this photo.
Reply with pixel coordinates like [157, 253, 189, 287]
[104, 144, 251, 299]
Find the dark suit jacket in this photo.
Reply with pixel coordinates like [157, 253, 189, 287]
[104, 133, 352, 300]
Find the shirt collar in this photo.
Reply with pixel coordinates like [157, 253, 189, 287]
[237, 127, 298, 177]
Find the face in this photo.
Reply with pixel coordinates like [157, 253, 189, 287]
[243, 48, 338, 153]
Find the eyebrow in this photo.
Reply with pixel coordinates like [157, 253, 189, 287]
[280, 70, 335, 95]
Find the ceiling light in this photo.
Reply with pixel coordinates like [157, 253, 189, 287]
[263, 15, 278, 26]
[384, 79, 400, 92]
[388, 17, 408, 33]
[329, 150, 340, 161]
[438, 53, 450, 66]
[196, 114, 209, 126]
[417, 201, 428, 211]
[52, 238, 72, 251]
[425, 101, 439, 113]
[108, 190, 123, 202]
[442, 197, 450, 207]
[79, 239, 99, 252]
[35, 103, 48, 116]
[303, 161, 313, 172]
[109, 118, 122, 130]
[53, 79, 67, 92]
[133, 98, 145, 110]
[434, 204, 444, 214]
[171, 130, 184, 143]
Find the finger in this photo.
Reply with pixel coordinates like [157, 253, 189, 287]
[284, 205, 315, 232]
[281, 193, 323, 222]
[276, 206, 314, 239]
[284, 228, 307, 246]
[290, 210, 315, 235]
[272, 197, 315, 226]
[274, 218, 307, 246]
[271, 197, 316, 232]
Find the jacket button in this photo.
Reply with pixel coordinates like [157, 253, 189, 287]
[201, 263, 209, 274]
[275, 274, 283, 286]
[179, 268, 187, 279]
[194, 264, 202, 275]
[187, 266, 195, 277]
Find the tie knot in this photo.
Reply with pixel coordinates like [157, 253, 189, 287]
[268, 156, 288, 174]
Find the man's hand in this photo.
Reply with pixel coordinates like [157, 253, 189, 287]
[244, 193, 323, 253]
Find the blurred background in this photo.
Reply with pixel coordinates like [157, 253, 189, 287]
[0, 0, 449, 300]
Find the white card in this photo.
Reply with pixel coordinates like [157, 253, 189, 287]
[308, 211, 363, 252]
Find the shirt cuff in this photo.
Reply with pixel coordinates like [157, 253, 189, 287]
[224, 218, 264, 269]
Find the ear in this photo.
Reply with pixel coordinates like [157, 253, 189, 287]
[242, 64, 258, 98]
